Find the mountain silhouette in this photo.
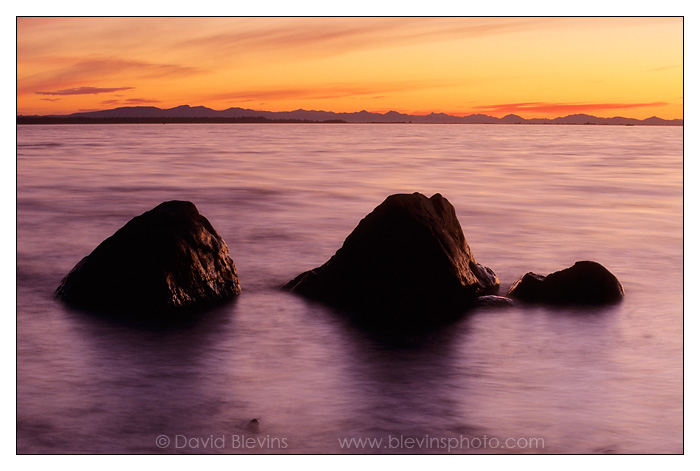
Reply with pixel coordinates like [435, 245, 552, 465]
[17, 105, 683, 126]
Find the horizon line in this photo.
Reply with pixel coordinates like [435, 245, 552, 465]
[17, 103, 684, 122]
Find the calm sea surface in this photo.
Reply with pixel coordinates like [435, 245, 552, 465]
[16, 124, 683, 454]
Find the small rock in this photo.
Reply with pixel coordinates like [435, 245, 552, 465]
[475, 295, 515, 308]
[245, 419, 260, 434]
[508, 261, 624, 305]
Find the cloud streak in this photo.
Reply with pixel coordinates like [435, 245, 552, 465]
[209, 79, 457, 105]
[473, 101, 669, 115]
[36, 86, 135, 96]
[175, 17, 547, 64]
[101, 98, 160, 106]
[62, 57, 199, 79]
[19, 56, 201, 96]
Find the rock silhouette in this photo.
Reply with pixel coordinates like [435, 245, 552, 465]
[284, 192, 499, 323]
[56, 201, 240, 315]
[507, 261, 624, 305]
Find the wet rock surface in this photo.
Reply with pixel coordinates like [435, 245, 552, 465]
[284, 192, 499, 323]
[56, 201, 240, 315]
[507, 261, 624, 305]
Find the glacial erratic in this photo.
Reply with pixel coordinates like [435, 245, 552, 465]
[56, 200, 240, 316]
[507, 261, 624, 305]
[283, 192, 499, 323]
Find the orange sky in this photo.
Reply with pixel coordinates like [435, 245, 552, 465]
[16, 17, 683, 119]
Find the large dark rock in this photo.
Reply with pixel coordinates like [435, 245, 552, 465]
[283, 192, 499, 323]
[56, 201, 240, 315]
[507, 261, 624, 305]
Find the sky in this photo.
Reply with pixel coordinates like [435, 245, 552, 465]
[16, 17, 683, 119]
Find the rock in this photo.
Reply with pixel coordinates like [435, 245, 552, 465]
[475, 295, 515, 308]
[507, 261, 624, 305]
[283, 192, 499, 323]
[245, 419, 260, 434]
[56, 201, 240, 315]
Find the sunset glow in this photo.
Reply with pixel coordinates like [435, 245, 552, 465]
[16, 17, 683, 119]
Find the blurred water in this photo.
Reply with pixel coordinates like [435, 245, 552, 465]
[17, 123, 682, 453]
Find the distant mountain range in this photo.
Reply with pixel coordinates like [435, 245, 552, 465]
[17, 105, 683, 126]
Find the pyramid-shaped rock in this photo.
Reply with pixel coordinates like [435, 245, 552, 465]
[284, 192, 498, 322]
[56, 201, 240, 315]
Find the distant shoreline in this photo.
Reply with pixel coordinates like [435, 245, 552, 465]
[16, 116, 682, 126]
[16, 116, 348, 125]
[16, 105, 683, 126]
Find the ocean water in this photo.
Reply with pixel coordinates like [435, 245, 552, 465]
[16, 123, 683, 454]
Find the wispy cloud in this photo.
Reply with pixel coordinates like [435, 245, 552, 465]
[36, 86, 134, 96]
[473, 101, 668, 115]
[125, 98, 160, 104]
[101, 98, 160, 106]
[215, 86, 373, 102]
[176, 17, 547, 63]
[211, 80, 455, 105]
[64, 57, 199, 79]
[19, 56, 201, 96]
